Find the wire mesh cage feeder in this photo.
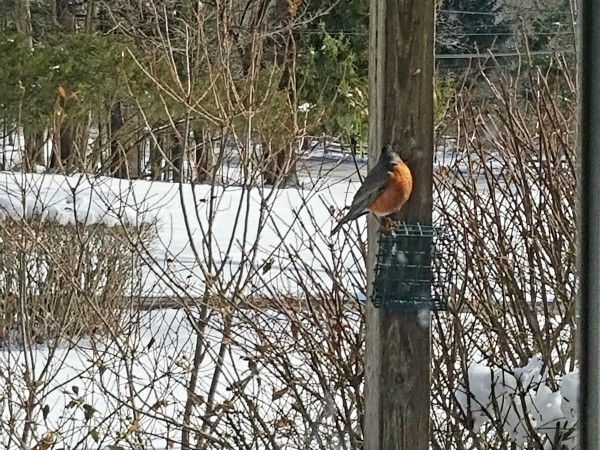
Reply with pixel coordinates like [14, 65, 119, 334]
[372, 222, 456, 311]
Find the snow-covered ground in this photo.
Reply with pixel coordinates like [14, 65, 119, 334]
[0, 306, 371, 450]
[455, 356, 578, 449]
[0, 308, 580, 450]
[0, 135, 506, 297]
[0, 139, 579, 449]
[0, 306, 579, 450]
[0, 164, 363, 448]
[0, 169, 368, 299]
[0, 309, 265, 449]
[0, 135, 467, 310]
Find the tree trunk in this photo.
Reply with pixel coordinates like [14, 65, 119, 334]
[263, 143, 299, 186]
[49, 0, 78, 172]
[127, 144, 140, 179]
[60, 124, 75, 172]
[49, 123, 72, 172]
[23, 130, 45, 171]
[14, 0, 32, 46]
[275, 143, 298, 186]
[56, 0, 76, 30]
[260, 0, 299, 186]
[109, 102, 127, 178]
[15, 0, 37, 172]
[170, 130, 183, 183]
[76, 113, 93, 172]
[109, 103, 139, 179]
[262, 141, 278, 185]
[194, 128, 212, 182]
[149, 133, 166, 181]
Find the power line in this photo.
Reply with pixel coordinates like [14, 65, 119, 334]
[438, 9, 498, 16]
[435, 48, 574, 59]
[298, 27, 573, 59]
[297, 29, 574, 37]
[438, 8, 574, 17]
[452, 31, 573, 37]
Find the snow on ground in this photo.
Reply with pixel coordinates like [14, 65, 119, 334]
[0, 169, 368, 299]
[0, 308, 580, 450]
[0, 141, 511, 300]
[455, 356, 578, 449]
[0, 173, 147, 226]
[0, 307, 364, 450]
[0, 137, 476, 305]
[0, 141, 580, 449]
[0, 309, 231, 449]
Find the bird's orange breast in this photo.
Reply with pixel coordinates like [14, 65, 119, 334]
[368, 162, 413, 217]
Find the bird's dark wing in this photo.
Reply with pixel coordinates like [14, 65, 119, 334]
[330, 178, 389, 236]
[347, 168, 390, 216]
[330, 156, 394, 236]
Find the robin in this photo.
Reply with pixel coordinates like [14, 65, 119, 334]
[331, 145, 413, 236]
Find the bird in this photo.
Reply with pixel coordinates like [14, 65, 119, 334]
[331, 145, 413, 236]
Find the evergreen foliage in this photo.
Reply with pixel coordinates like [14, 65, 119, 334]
[296, 2, 369, 147]
[0, 33, 142, 130]
[438, 0, 509, 54]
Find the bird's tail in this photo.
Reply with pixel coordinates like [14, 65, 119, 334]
[330, 221, 344, 236]
[331, 209, 366, 236]
[331, 214, 355, 236]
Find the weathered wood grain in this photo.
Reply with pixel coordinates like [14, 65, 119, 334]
[365, 0, 435, 449]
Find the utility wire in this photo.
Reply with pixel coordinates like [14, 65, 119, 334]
[437, 8, 573, 17]
[298, 29, 574, 37]
[438, 9, 497, 16]
[298, 28, 573, 35]
[435, 49, 574, 59]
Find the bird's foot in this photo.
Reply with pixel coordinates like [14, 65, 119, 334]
[378, 216, 399, 232]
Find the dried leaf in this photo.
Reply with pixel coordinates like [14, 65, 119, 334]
[272, 387, 288, 401]
[90, 428, 99, 443]
[255, 344, 270, 353]
[151, 399, 167, 411]
[83, 404, 96, 422]
[290, 322, 300, 340]
[228, 377, 251, 392]
[275, 417, 292, 428]
[248, 360, 259, 376]
[128, 419, 140, 434]
[66, 400, 77, 409]
[41, 431, 56, 445]
[190, 393, 204, 405]
[42, 404, 50, 420]
[261, 259, 273, 274]
[291, 400, 303, 411]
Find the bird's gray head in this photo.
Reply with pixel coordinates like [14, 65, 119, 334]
[379, 145, 402, 167]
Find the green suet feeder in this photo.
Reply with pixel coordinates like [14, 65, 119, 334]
[372, 222, 456, 311]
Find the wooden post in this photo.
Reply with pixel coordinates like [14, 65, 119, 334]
[364, 0, 435, 448]
[579, 0, 600, 447]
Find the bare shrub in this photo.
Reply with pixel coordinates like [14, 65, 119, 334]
[432, 54, 578, 448]
[0, 215, 153, 344]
